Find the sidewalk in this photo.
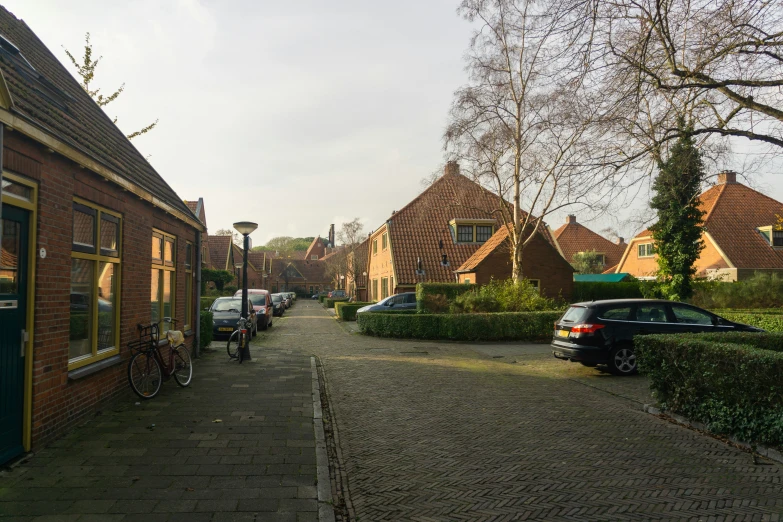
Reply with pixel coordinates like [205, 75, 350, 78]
[0, 341, 327, 522]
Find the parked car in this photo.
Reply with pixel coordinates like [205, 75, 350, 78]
[328, 289, 347, 298]
[234, 289, 273, 330]
[210, 296, 258, 339]
[271, 293, 285, 316]
[551, 299, 764, 376]
[356, 292, 417, 314]
[281, 293, 292, 308]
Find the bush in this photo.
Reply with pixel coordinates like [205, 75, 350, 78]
[199, 310, 213, 349]
[573, 281, 644, 301]
[690, 273, 783, 309]
[335, 302, 375, 321]
[223, 285, 237, 295]
[719, 312, 783, 332]
[318, 294, 327, 304]
[200, 296, 217, 310]
[324, 297, 349, 309]
[452, 279, 562, 313]
[416, 283, 475, 313]
[358, 311, 561, 341]
[636, 332, 783, 446]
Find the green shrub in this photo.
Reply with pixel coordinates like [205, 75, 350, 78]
[358, 311, 561, 341]
[223, 286, 237, 295]
[199, 310, 213, 349]
[335, 302, 375, 321]
[691, 273, 783, 309]
[200, 296, 217, 310]
[416, 283, 475, 313]
[318, 294, 327, 304]
[573, 281, 644, 301]
[324, 297, 349, 309]
[719, 312, 783, 332]
[636, 332, 783, 446]
[453, 279, 563, 313]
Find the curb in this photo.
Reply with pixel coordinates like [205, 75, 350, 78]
[643, 404, 783, 465]
[311, 357, 336, 522]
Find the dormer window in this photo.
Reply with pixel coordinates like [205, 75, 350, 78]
[758, 227, 783, 248]
[637, 243, 654, 258]
[450, 219, 495, 243]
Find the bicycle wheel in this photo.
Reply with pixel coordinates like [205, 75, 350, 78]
[128, 352, 162, 399]
[227, 330, 239, 359]
[173, 346, 193, 387]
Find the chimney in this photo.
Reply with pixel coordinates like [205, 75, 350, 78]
[444, 161, 460, 177]
[566, 215, 576, 224]
[616, 237, 625, 245]
[718, 170, 737, 184]
[328, 224, 335, 247]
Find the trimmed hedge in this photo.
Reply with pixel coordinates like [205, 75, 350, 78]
[719, 312, 783, 332]
[201, 296, 217, 310]
[318, 294, 328, 304]
[334, 302, 375, 321]
[572, 282, 643, 302]
[636, 332, 783, 446]
[199, 310, 213, 349]
[324, 297, 349, 309]
[416, 283, 475, 313]
[358, 311, 561, 341]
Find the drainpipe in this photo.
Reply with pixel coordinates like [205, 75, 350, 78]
[195, 231, 202, 358]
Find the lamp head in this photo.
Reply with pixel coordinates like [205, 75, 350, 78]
[233, 221, 258, 236]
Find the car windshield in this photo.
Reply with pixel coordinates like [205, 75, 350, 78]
[249, 295, 267, 306]
[272, 295, 282, 303]
[213, 299, 242, 312]
[560, 306, 589, 323]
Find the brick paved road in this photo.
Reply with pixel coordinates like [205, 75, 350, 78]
[285, 301, 783, 521]
[0, 342, 320, 522]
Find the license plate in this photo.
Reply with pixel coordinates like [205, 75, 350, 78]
[218, 327, 233, 332]
[557, 329, 570, 338]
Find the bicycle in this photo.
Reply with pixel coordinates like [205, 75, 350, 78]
[127, 317, 193, 399]
[226, 314, 253, 363]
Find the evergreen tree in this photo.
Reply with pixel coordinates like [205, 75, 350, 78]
[649, 121, 705, 300]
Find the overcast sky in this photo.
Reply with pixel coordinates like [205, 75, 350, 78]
[5, 0, 782, 246]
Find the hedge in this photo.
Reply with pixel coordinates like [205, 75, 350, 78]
[572, 281, 643, 302]
[201, 296, 217, 310]
[324, 297, 350, 309]
[318, 294, 327, 304]
[636, 332, 783, 446]
[334, 302, 375, 321]
[416, 283, 475, 313]
[358, 311, 561, 341]
[720, 312, 783, 332]
[199, 310, 213, 349]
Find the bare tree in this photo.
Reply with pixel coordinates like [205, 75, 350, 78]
[214, 228, 242, 246]
[334, 219, 366, 291]
[446, 0, 621, 281]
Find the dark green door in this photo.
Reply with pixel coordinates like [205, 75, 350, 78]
[0, 204, 28, 465]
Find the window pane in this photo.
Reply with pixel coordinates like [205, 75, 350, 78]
[73, 208, 95, 251]
[164, 239, 174, 265]
[0, 219, 20, 294]
[151, 269, 160, 324]
[162, 271, 173, 332]
[97, 262, 117, 351]
[600, 306, 632, 320]
[100, 217, 119, 256]
[774, 230, 783, 247]
[457, 225, 473, 242]
[672, 305, 713, 325]
[152, 236, 162, 262]
[1, 178, 32, 202]
[476, 226, 493, 242]
[70, 258, 94, 360]
[636, 304, 667, 322]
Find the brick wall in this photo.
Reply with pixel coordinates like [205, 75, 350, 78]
[4, 131, 199, 449]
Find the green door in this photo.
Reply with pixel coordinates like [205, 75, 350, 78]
[0, 204, 28, 464]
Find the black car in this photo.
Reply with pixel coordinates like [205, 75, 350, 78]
[271, 293, 285, 317]
[551, 299, 764, 376]
[210, 297, 257, 339]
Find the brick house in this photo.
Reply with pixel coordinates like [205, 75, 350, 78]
[552, 215, 627, 273]
[268, 258, 330, 294]
[615, 171, 783, 281]
[207, 235, 235, 272]
[231, 243, 262, 288]
[0, 8, 203, 464]
[185, 198, 211, 269]
[455, 225, 574, 300]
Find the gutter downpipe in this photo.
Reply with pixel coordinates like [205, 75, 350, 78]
[195, 231, 202, 359]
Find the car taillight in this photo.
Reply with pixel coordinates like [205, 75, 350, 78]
[570, 324, 605, 334]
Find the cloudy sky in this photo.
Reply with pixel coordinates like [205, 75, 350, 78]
[5, 0, 782, 246]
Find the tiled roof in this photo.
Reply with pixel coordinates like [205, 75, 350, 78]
[0, 7, 197, 225]
[388, 170, 508, 284]
[628, 181, 783, 269]
[185, 201, 198, 214]
[208, 235, 232, 271]
[270, 258, 328, 282]
[305, 237, 326, 260]
[552, 220, 627, 268]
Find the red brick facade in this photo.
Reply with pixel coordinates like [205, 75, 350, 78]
[4, 130, 200, 449]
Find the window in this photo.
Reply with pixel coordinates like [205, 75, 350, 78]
[635, 304, 667, 322]
[309, 285, 314, 294]
[476, 226, 493, 242]
[599, 306, 632, 321]
[637, 243, 654, 258]
[381, 277, 389, 299]
[527, 279, 540, 293]
[311, 255, 318, 260]
[184, 242, 193, 331]
[372, 279, 378, 300]
[457, 225, 474, 242]
[774, 230, 783, 248]
[596, 253, 606, 265]
[152, 230, 176, 332]
[373, 239, 378, 255]
[671, 305, 713, 325]
[464, 278, 471, 284]
[69, 200, 121, 368]
[382, 233, 388, 250]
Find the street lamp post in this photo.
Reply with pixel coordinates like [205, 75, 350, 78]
[233, 221, 258, 362]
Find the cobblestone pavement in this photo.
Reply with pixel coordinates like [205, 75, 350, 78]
[285, 301, 783, 521]
[0, 338, 320, 522]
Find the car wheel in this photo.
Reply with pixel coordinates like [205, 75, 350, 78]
[609, 345, 638, 376]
